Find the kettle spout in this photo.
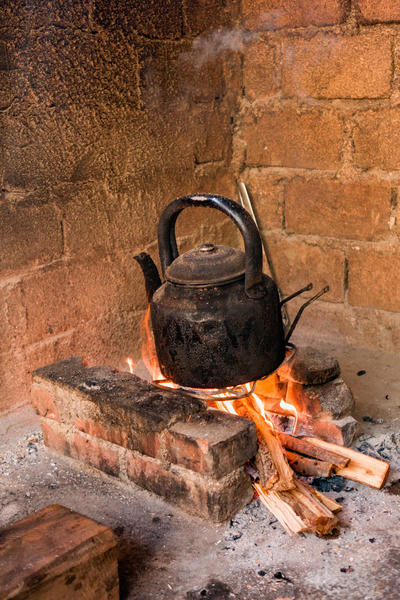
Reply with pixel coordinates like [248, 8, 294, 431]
[133, 252, 162, 303]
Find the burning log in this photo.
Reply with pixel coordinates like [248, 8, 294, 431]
[246, 403, 295, 492]
[279, 433, 350, 469]
[285, 450, 333, 478]
[303, 437, 390, 489]
[255, 439, 279, 488]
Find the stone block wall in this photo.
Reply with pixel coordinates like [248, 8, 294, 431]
[0, 1, 241, 412]
[235, 0, 400, 353]
[2, 0, 400, 414]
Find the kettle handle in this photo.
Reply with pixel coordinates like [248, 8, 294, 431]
[158, 194, 265, 298]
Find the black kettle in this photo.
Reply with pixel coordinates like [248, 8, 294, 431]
[135, 194, 327, 389]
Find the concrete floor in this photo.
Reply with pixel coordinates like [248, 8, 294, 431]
[1, 339, 399, 599]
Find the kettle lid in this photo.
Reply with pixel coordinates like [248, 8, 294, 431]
[165, 243, 246, 287]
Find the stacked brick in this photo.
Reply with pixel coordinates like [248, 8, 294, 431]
[237, 0, 400, 353]
[32, 358, 257, 522]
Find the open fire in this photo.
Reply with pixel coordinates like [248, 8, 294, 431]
[125, 305, 389, 536]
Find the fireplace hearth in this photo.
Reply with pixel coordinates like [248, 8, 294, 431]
[31, 339, 381, 532]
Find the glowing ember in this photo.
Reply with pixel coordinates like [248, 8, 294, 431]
[126, 357, 135, 374]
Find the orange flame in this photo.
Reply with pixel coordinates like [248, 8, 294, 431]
[141, 305, 163, 381]
[126, 357, 135, 374]
[126, 305, 177, 388]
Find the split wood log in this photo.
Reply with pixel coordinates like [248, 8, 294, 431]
[246, 402, 295, 492]
[257, 479, 339, 536]
[255, 484, 307, 534]
[279, 480, 338, 536]
[279, 433, 349, 469]
[285, 449, 333, 478]
[303, 437, 390, 489]
[301, 482, 342, 514]
[255, 438, 279, 489]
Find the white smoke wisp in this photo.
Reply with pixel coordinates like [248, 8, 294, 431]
[186, 27, 260, 68]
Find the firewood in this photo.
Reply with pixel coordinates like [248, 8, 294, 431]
[279, 433, 350, 469]
[278, 482, 338, 536]
[246, 402, 295, 491]
[300, 482, 342, 514]
[255, 484, 307, 534]
[255, 438, 279, 489]
[285, 449, 333, 478]
[303, 437, 390, 489]
[256, 479, 338, 535]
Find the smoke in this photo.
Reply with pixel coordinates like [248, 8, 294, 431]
[185, 27, 259, 68]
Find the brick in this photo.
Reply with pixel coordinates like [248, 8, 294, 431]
[21, 263, 79, 345]
[21, 252, 145, 346]
[74, 418, 160, 458]
[34, 358, 205, 433]
[355, 0, 400, 23]
[0, 284, 26, 355]
[31, 384, 60, 421]
[55, 183, 114, 257]
[138, 40, 227, 110]
[354, 108, 400, 170]
[0, 196, 62, 276]
[126, 451, 253, 522]
[70, 432, 120, 477]
[267, 235, 345, 302]
[244, 38, 278, 101]
[348, 249, 400, 312]
[164, 409, 257, 479]
[282, 33, 392, 99]
[193, 105, 232, 163]
[184, 0, 240, 35]
[74, 418, 128, 447]
[242, 0, 348, 31]
[41, 418, 70, 455]
[93, 0, 183, 40]
[0, 350, 31, 414]
[3, 1, 92, 31]
[236, 169, 285, 231]
[278, 346, 340, 385]
[242, 108, 342, 169]
[285, 179, 392, 241]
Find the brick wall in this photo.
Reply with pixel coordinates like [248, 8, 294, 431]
[2, 1, 399, 414]
[0, 1, 241, 413]
[236, 0, 400, 353]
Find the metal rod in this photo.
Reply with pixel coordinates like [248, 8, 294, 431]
[280, 283, 313, 306]
[238, 181, 291, 329]
[284, 286, 330, 344]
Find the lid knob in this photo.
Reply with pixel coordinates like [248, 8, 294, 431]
[199, 243, 216, 253]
